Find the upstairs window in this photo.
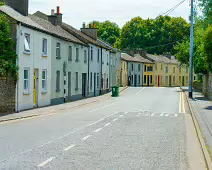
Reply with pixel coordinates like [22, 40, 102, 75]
[84, 50, 87, 63]
[42, 70, 47, 92]
[138, 64, 140, 71]
[56, 43, 60, 59]
[131, 64, 133, 71]
[165, 67, 168, 73]
[68, 46, 72, 61]
[76, 48, 79, 62]
[173, 67, 175, 73]
[24, 33, 30, 52]
[97, 49, 100, 62]
[91, 48, 93, 61]
[42, 38, 47, 56]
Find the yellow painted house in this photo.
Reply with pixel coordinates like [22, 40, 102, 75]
[120, 59, 128, 87]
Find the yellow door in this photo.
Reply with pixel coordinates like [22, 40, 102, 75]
[33, 69, 37, 106]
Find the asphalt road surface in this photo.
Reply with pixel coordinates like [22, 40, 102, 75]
[0, 87, 206, 170]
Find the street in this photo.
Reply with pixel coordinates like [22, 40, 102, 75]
[0, 87, 206, 169]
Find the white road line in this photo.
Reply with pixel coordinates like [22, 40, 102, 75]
[81, 135, 91, 141]
[135, 87, 145, 96]
[151, 114, 155, 116]
[93, 128, 102, 133]
[89, 102, 119, 113]
[165, 114, 169, 117]
[179, 92, 182, 113]
[37, 157, 55, 167]
[63, 144, 76, 151]
[104, 123, 111, 127]
[124, 112, 128, 114]
[119, 115, 123, 118]
[175, 114, 178, 117]
[113, 118, 118, 122]
[160, 113, 164, 116]
[182, 93, 186, 113]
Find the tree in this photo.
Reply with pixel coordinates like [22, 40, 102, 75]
[90, 21, 120, 46]
[0, 14, 18, 79]
[198, 0, 212, 25]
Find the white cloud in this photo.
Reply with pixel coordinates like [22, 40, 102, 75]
[29, 0, 190, 29]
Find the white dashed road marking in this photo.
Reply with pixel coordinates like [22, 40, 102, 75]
[113, 118, 118, 122]
[175, 114, 178, 117]
[160, 113, 164, 116]
[124, 112, 128, 114]
[151, 113, 155, 116]
[81, 135, 91, 141]
[63, 144, 76, 151]
[119, 115, 123, 118]
[38, 157, 55, 167]
[104, 123, 110, 127]
[93, 128, 102, 133]
[165, 114, 169, 117]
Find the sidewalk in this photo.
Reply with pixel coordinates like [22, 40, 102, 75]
[0, 86, 128, 122]
[182, 87, 212, 157]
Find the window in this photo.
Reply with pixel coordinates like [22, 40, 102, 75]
[56, 71, 60, 92]
[24, 68, 29, 93]
[24, 33, 30, 52]
[155, 64, 157, 70]
[102, 54, 104, 64]
[194, 76, 196, 80]
[76, 48, 79, 62]
[90, 72, 92, 89]
[161, 64, 163, 70]
[186, 67, 188, 73]
[144, 65, 147, 72]
[131, 64, 133, 71]
[131, 75, 133, 84]
[148, 66, 153, 72]
[173, 67, 175, 73]
[75, 72, 78, 90]
[186, 76, 188, 83]
[165, 67, 168, 73]
[150, 75, 153, 84]
[42, 38, 47, 56]
[138, 75, 141, 84]
[97, 49, 100, 62]
[97, 73, 100, 87]
[68, 46, 72, 61]
[165, 76, 168, 83]
[138, 64, 140, 71]
[84, 50, 87, 63]
[56, 43, 60, 59]
[155, 75, 157, 84]
[42, 70, 47, 92]
[107, 54, 109, 65]
[144, 75, 146, 84]
[179, 76, 181, 83]
[91, 48, 93, 61]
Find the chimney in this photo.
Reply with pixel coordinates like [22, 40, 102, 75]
[136, 49, 147, 57]
[4, 0, 29, 16]
[51, 9, 54, 15]
[81, 22, 98, 40]
[82, 22, 86, 28]
[54, 6, 63, 25]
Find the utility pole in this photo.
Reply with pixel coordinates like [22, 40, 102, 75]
[189, 0, 194, 98]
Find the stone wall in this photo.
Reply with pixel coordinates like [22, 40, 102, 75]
[203, 73, 212, 101]
[0, 76, 16, 114]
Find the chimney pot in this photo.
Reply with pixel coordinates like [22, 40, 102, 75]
[57, 6, 60, 14]
[82, 22, 86, 28]
[51, 9, 54, 15]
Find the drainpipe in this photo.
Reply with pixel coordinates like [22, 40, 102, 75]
[100, 48, 103, 95]
[16, 22, 22, 112]
[88, 46, 90, 96]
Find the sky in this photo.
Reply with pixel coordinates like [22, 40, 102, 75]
[29, 0, 191, 29]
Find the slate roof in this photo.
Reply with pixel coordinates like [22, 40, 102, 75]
[121, 53, 142, 63]
[0, 5, 86, 46]
[146, 54, 179, 64]
[134, 54, 153, 64]
[97, 39, 120, 53]
[61, 23, 108, 49]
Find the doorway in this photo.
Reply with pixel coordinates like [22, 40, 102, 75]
[169, 75, 172, 87]
[134, 74, 137, 87]
[147, 75, 150, 86]
[182, 76, 185, 86]
[82, 73, 86, 97]
[68, 72, 71, 100]
[94, 73, 96, 96]
[158, 75, 160, 87]
[33, 69, 38, 107]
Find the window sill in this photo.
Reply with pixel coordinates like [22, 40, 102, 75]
[41, 90, 47, 94]
[23, 51, 31, 55]
[56, 57, 61, 60]
[56, 89, 61, 92]
[42, 54, 48, 58]
[23, 92, 30, 95]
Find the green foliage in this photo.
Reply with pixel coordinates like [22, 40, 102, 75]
[119, 16, 190, 54]
[90, 21, 120, 46]
[0, 2, 5, 6]
[198, 0, 212, 25]
[0, 14, 18, 79]
[203, 25, 212, 72]
[174, 39, 189, 65]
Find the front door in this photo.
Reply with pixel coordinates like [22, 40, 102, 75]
[33, 69, 38, 107]
[169, 75, 172, 87]
[182, 76, 185, 86]
[147, 75, 150, 86]
[82, 73, 86, 97]
[94, 73, 96, 96]
[158, 75, 160, 87]
[68, 72, 71, 101]
[134, 74, 137, 87]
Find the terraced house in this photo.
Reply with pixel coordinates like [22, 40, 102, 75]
[0, 1, 121, 113]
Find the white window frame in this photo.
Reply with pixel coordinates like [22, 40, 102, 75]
[24, 68, 30, 93]
[42, 69, 47, 92]
[42, 38, 47, 56]
[24, 33, 30, 52]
